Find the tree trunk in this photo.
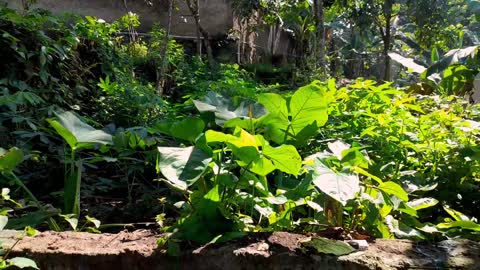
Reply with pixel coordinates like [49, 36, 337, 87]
[155, 0, 174, 95]
[313, 0, 326, 76]
[185, 0, 215, 66]
[382, 0, 393, 81]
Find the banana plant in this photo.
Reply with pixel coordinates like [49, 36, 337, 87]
[47, 111, 112, 217]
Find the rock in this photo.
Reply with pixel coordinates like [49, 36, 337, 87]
[0, 230, 479, 270]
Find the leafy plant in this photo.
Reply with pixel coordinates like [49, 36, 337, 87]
[0, 189, 38, 269]
[0, 148, 59, 231]
[47, 111, 112, 217]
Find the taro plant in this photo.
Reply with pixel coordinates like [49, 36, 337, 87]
[47, 111, 112, 217]
[155, 81, 363, 246]
[156, 79, 480, 247]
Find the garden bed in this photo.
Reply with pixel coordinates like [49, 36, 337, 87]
[1, 230, 479, 270]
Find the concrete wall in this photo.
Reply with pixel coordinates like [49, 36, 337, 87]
[3, 0, 233, 37]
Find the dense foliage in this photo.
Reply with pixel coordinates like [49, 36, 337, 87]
[0, 1, 479, 258]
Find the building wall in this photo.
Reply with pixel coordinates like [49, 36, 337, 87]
[4, 0, 233, 37]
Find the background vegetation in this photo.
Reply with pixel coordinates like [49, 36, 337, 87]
[0, 0, 479, 260]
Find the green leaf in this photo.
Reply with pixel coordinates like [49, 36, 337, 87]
[289, 82, 329, 135]
[0, 215, 8, 230]
[155, 118, 205, 143]
[24, 226, 36, 237]
[258, 82, 328, 145]
[385, 215, 424, 239]
[193, 91, 266, 126]
[388, 52, 427, 74]
[47, 111, 112, 150]
[437, 221, 480, 231]
[377, 181, 409, 202]
[6, 211, 48, 230]
[301, 237, 356, 256]
[0, 147, 24, 173]
[258, 93, 290, 144]
[310, 160, 360, 206]
[60, 214, 78, 230]
[86, 215, 101, 228]
[157, 146, 212, 190]
[249, 157, 276, 176]
[443, 205, 470, 221]
[425, 45, 479, 78]
[263, 144, 302, 175]
[407, 198, 439, 210]
[47, 119, 78, 149]
[7, 257, 39, 269]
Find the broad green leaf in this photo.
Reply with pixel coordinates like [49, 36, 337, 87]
[385, 215, 424, 239]
[0, 215, 8, 230]
[249, 157, 276, 176]
[407, 198, 439, 210]
[388, 52, 427, 74]
[258, 93, 289, 144]
[377, 181, 409, 202]
[60, 214, 78, 230]
[205, 130, 231, 143]
[263, 144, 302, 175]
[424, 45, 479, 78]
[289, 82, 328, 136]
[171, 118, 205, 142]
[6, 210, 48, 230]
[86, 215, 101, 228]
[437, 221, 480, 231]
[341, 148, 369, 169]
[443, 205, 470, 221]
[306, 200, 323, 212]
[258, 82, 328, 145]
[311, 160, 360, 206]
[193, 91, 266, 126]
[301, 237, 356, 256]
[7, 257, 39, 269]
[257, 93, 289, 119]
[47, 119, 77, 149]
[328, 140, 350, 160]
[154, 118, 205, 143]
[157, 146, 212, 190]
[48, 111, 112, 150]
[0, 147, 24, 173]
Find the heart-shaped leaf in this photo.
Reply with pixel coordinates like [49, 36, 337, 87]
[310, 159, 360, 206]
[157, 146, 212, 190]
[47, 111, 112, 150]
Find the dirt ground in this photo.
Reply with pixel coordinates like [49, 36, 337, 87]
[1, 230, 479, 270]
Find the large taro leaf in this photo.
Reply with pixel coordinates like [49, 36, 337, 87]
[424, 45, 479, 78]
[263, 144, 302, 176]
[301, 237, 356, 256]
[0, 147, 23, 173]
[257, 93, 290, 144]
[175, 185, 235, 243]
[157, 146, 212, 191]
[377, 181, 409, 202]
[258, 82, 328, 145]
[388, 52, 427, 74]
[193, 91, 266, 126]
[310, 159, 360, 206]
[153, 117, 205, 143]
[289, 83, 329, 135]
[47, 111, 112, 150]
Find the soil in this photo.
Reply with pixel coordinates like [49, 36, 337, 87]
[1, 230, 479, 270]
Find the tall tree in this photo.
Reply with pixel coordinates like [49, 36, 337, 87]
[184, 0, 215, 66]
[313, 0, 326, 75]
